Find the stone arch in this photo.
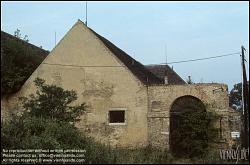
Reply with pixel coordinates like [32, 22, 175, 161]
[169, 95, 206, 156]
[170, 95, 206, 114]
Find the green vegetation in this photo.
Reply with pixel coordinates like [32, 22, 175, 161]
[229, 81, 249, 111]
[20, 78, 86, 123]
[2, 77, 86, 149]
[0, 115, 238, 164]
[1, 34, 46, 97]
[171, 111, 220, 158]
[1, 116, 86, 150]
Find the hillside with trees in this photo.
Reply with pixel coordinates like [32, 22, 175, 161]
[1, 30, 49, 97]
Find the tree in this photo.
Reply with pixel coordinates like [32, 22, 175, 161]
[23, 35, 29, 43]
[1, 38, 46, 96]
[14, 28, 29, 42]
[2, 78, 87, 150]
[21, 78, 86, 123]
[229, 82, 249, 111]
[14, 29, 21, 39]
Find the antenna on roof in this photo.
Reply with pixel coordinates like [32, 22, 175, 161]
[85, 1, 88, 26]
[165, 44, 167, 66]
[54, 31, 57, 47]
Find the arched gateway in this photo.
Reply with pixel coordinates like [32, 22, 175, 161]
[169, 95, 206, 157]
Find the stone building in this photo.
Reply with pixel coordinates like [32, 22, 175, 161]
[1, 19, 239, 150]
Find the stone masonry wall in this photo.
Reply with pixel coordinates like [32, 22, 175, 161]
[147, 83, 231, 150]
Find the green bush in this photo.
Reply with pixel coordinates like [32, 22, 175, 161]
[171, 111, 220, 158]
[21, 78, 86, 123]
[1, 116, 84, 149]
[2, 78, 87, 150]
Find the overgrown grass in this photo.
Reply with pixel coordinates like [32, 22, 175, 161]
[83, 141, 248, 164]
[83, 143, 174, 164]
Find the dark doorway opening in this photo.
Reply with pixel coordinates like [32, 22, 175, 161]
[169, 95, 206, 158]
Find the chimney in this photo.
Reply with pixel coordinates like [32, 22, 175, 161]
[164, 76, 168, 85]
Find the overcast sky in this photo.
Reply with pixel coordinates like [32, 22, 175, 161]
[1, 1, 249, 90]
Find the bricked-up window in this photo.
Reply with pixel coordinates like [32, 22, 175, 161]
[109, 110, 125, 123]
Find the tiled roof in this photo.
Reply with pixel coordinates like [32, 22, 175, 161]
[145, 65, 186, 85]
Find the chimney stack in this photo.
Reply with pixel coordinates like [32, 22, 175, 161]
[164, 76, 168, 85]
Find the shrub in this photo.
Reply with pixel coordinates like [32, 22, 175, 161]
[171, 111, 220, 158]
[21, 78, 86, 123]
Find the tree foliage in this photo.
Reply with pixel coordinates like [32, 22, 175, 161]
[1, 116, 87, 149]
[21, 78, 86, 123]
[2, 78, 87, 150]
[171, 111, 220, 158]
[14, 28, 29, 42]
[1, 37, 46, 97]
[229, 81, 249, 110]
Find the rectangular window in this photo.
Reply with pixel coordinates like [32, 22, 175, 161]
[108, 110, 126, 125]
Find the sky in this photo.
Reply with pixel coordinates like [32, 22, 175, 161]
[1, 1, 249, 90]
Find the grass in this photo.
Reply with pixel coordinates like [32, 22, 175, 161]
[82, 139, 249, 164]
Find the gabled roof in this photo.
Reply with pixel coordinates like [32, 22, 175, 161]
[87, 26, 186, 85]
[88, 28, 164, 85]
[145, 65, 186, 85]
[2, 23, 185, 86]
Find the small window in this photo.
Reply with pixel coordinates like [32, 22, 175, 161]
[109, 110, 125, 124]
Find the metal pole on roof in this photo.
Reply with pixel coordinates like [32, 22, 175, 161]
[165, 44, 167, 65]
[54, 31, 56, 47]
